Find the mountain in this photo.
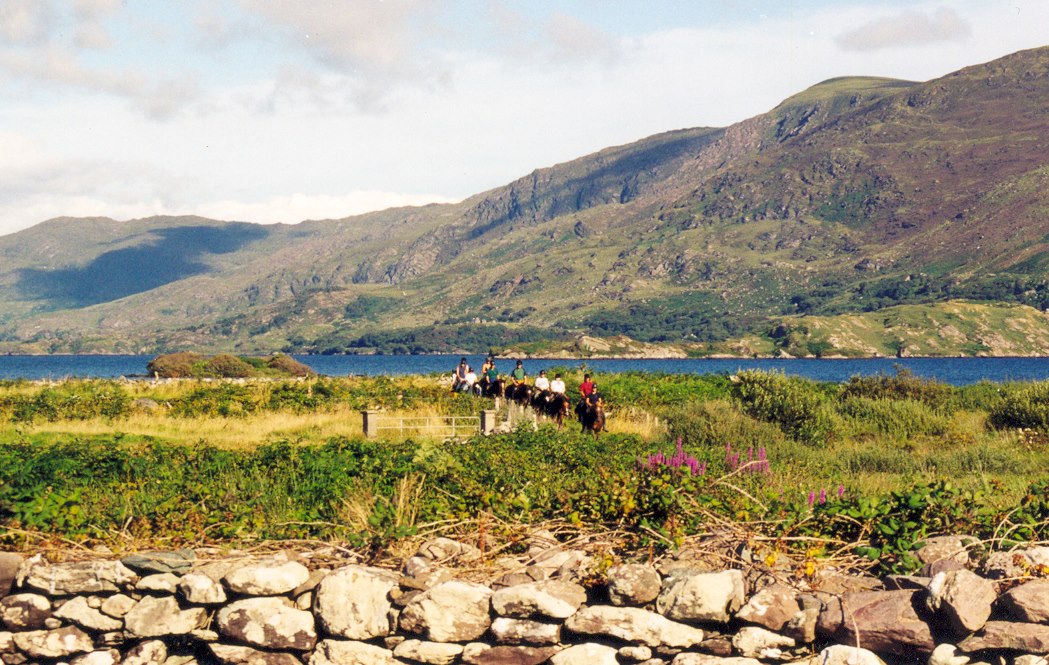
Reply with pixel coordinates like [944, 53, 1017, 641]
[2, 46, 1049, 356]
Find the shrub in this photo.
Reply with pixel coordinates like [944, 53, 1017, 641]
[266, 354, 316, 377]
[841, 368, 951, 410]
[204, 354, 256, 378]
[987, 382, 1049, 431]
[838, 396, 950, 438]
[731, 370, 837, 444]
[146, 352, 205, 378]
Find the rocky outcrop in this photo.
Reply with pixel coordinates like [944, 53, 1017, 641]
[3, 539, 1049, 665]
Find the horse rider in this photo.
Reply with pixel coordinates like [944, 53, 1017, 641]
[534, 369, 550, 393]
[510, 360, 526, 387]
[549, 373, 566, 395]
[576, 373, 595, 419]
[451, 357, 469, 392]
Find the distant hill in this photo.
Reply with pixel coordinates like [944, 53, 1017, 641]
[2, 46, 1049, 357]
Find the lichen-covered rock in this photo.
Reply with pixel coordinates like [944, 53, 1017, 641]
[100, 593, 136, 618]
[925, 569, 995, 634]
[656, 569, 744, 624]
[137, 573, 181, 593]
[399, 581, 493, 643]
[618, 645, 652, 662]
[122, 639, 168, 665]
[927, 643, 971, 665]
[417, 537, 482, 563]
[916, 536, 974, 566]
[311, 639, 399, 665]
[124, 595, 208, 637]
[998, 579, 1049, 624]
[607, 564, 661, 607]
[565, 606, 704, 648]
[670, 656, 761, 665]
[816, 645, 886, 665]
[818, 591, 936, 658]
[216, 597, 317, 651]
[490, 580, 586, 619]
[958, 620, 1049, 653]
[461, 642, 561, 665]
[490, 617, 561, 645]
[208, 644, 302, 665]
[736, 583, 801, 632]
[178, 572, 227, 605]
[0, 555, 23, 601]
[21, 560, 137, 595]
[224, 559, 310, 596]
[53, 596, 123, 632]
[548, 643, 618, 665]
[392, 639, 463, 664]
[731, 625, 796, 660]
[0, 593, 50, 630]
[312, 565, 399, 640]
[121, 550, 196, 575]
[12, 626, 93, 659]
[71, 649, 122, 665]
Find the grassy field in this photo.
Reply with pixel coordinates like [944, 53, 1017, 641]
[1, 369, 1048, 573]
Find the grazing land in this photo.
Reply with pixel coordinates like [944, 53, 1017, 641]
[0, 370, 1047, 574]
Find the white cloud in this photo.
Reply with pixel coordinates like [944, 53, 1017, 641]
[0, 0, 56, 46]
[836, 6, 972, 51]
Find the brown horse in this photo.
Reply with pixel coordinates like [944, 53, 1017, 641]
[480, 377, 506, 399]
[580, 397, 606, 437]
[532, 390, 571, 429]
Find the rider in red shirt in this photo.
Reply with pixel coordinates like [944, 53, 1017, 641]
[578, 373, 595, 399]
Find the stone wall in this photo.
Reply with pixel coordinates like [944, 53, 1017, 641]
[2, 534, 1049, 665]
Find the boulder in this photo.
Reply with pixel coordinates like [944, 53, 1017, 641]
[564, 606, 704, 648]
[958, 620, 1049, 653]
[122, 639, 168, 665]
[312, 565, 399, 640]
[216, 597, 317, 651]
[417, 537, 482, 563]
[925, 569, 996, 634]
[178, 572, 227, 605]
[224, 559, 310, 596]
[731, 625, 796, 660]
[915, 536, 974, 566]
[460, 643, 561, 665]
[121, 550, 196, 575]
[21, 560, 137, 595]
[124, 595, 208, 637]
[490, 580, 586, 619]
[12, 626, 93, 659]
[670, 655, 760, 664]
[0, 555, 23, 600]
[817, 590, 936, 658]
[100, 593, 136, 618]
[607, 564, 661, 606]
[618, 645, 653, 662]
[207, 644, 302, 665]
[998, 579, 1049, 623]
[736, 583, 801, 631]
[490, 617, 561, 645]
[53, 596, 123, 632]
[548, 643, 619, 665]
[399, 580, 493, 642]
[392, 639, 464, 664]
[311, 639, 399, 665]
[928, 643, 971, 665]
[0, 593, 50, 630]
[656, 569, 745, 624]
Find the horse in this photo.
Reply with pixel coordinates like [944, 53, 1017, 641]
[540, 391, 571, 429]
[579, 397, 606, 438]
[479, 376, 506, 399]
[506, 382, 533, 405]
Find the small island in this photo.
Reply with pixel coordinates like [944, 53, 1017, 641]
[146, 352, 316, 379]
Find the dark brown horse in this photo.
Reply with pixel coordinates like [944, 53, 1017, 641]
[579, 397, 606, 437]
[532, 390, 571, 429]
[480, 376, 506, 399]
[506, 382, 533, 405]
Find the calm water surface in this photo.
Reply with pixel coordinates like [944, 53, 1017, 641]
[3, 354, 1049, 385]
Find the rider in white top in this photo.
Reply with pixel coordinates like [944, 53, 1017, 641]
[549, 374, 566, 394]
[534, 369, 550, 392]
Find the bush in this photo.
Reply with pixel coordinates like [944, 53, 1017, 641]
[205, 354, 256, 378]
[731, 370, 837, 444]
[838, 396, 950, 438]
[987, 382, 1049, 431]
[146, 352, 204, 378]
[841, 368, 951, 410]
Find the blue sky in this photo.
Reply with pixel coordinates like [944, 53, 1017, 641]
[1, 1, 1047, 236]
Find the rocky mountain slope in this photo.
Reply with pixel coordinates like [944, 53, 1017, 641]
[2, 47, 1049, 355]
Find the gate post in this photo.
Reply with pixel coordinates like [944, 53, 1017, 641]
[481, 409, 497, 435]
[362, 410, 379, 438]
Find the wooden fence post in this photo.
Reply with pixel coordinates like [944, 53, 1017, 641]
[481, 409, 497, 435]
[362, 410, 379, 438]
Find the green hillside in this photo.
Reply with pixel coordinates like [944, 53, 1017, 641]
[2, 47, 1049, 356]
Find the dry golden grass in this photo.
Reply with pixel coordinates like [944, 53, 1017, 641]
[603, 406, 667, 440]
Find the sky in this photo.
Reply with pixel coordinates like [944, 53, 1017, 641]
[1, 1, 1047, 237]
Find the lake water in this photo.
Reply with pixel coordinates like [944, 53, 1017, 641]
[3, 354, 1049, 385]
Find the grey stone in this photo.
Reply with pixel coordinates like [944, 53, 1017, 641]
[736, 583, 801, 631]
[916, 536, 974, 566]
[925, 569, 995, 634]
[460, 642, 561, 664]
[21, 560, 137, 595]
[208, 644, 302, 665]
[392, 639, 463, 664]
[122, 639, 168, 665]
[607, 564, 661, 606]
[816, 645, 886, 665]
[312, 565, 398, 640]
[0, 555, 23, 600]
[71, 649, 122, 665]
[732, 625, 796, 659]
[417, 537, 482, 563]
[223, 559, 310, 596]
[619, 645, 654, 662]
[121, 550, 196, 575]
[216, 597, 316, 651]
[53, 596, 123, 631]
[490, 617, 560, 645]
[564, 606, 704, 648]
[124, 595, 208, 637]
[0, 593, 50, 630]
[818, 590, 936, 658]
[399, 580, 492, 643]
[928, 643, 971, 665]
[311, 639, 399, 665]
[548, 643, 619, 665]
[959, 620, 1049, 653]
[136, 573, 181, 593]
[490, 579, 586, 619]
[670, 656, 761, 665]
[178, 572, 227, 605]
[656, 569, 744, 624]
[12, 626, 93, 659]
[100, 593, 136, 618]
